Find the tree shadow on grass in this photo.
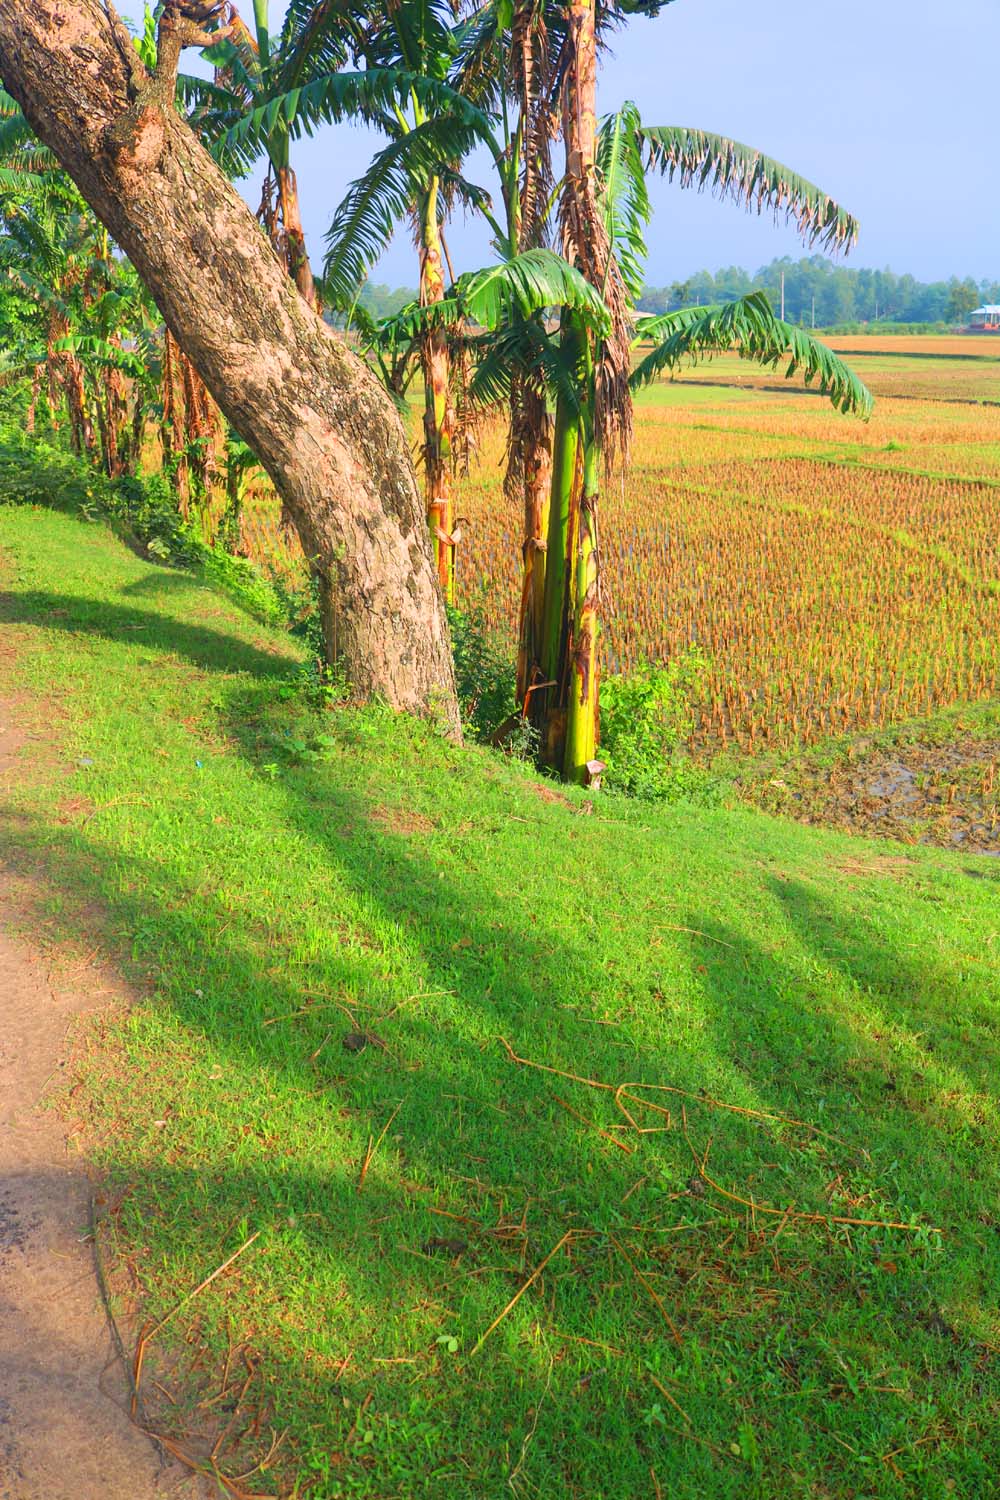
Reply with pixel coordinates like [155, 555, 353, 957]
[5, 586, 1000, 1496]
[120, 572, 215, 597]
[4, 792, 736, 1498]
[680, 864, 1000, 1232]
[8, 786, 1000, 1499]
[9, 783, 999, 1498]
[676, 884, 1000, 1496]
[0, 591, 297, 678]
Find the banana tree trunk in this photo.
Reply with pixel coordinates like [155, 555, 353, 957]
[547, 0, 611, 784]
[179, 343, 224, 532]
[26, 366, 40, 434]
[564, 427, 599, 782]
[508, 2, 555, 712]
[61, 348, 95, 459]
[0, 0, 460, 733]
[104, 356, 131, 479]
[48, 286, 95, 458]
[512, 381, 552, 707]
[534, 346, 581, 767]
[161, 327, 190, 512]
[419, 182, 456, 604]
[276, 163, 320, 313]
[563, 0, 598, 205]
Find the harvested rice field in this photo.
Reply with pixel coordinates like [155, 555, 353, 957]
[236, 335, 1000, 759]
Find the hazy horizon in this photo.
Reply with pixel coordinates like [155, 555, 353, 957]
[112, 0, 998, 288]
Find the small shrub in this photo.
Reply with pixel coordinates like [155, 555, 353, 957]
[105, 472, 288, 626]
[447, 605, 525, 747]
[600, 651, 717, 802]
[0, 426, 98, 512]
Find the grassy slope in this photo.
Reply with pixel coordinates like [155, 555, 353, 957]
[2, 506, 1000, 1499]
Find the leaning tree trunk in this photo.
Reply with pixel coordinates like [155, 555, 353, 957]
[0, 0, 459, 733]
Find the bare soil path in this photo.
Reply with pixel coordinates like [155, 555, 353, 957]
[0, 708, 178, 1499]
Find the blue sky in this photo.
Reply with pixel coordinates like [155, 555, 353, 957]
[115, 0, 997, 287]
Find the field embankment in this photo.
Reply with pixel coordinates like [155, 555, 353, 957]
[1, 505, 999, 1498]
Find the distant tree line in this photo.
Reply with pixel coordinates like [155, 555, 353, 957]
[357, 282, 420, 320]
[355, 261, 998, 331]
[638, 257, 1000, 327]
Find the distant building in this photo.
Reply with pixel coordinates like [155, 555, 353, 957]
[967, 305, 1000, 333]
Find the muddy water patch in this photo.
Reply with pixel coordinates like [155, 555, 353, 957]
[740, 735, 1000, 854]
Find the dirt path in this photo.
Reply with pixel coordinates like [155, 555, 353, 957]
[0, 711, 178, 1499]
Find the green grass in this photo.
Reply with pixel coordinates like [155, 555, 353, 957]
[3, 506, 1000, 1498]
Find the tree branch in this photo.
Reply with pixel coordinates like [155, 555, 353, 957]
[156, 1, 237, 96]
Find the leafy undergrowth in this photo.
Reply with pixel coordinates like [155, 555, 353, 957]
[2, 506, 1000, 1499]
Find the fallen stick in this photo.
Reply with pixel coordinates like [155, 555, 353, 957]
[469, 1231, 577, 1358]
[609, 1234, 682, 1346]
[358, 1101, 403, 1192]
[500, 1037, 938, 1236]
[499, 1037, 849, 1148]
[553, 1093, 634, 1153]
[681, 1119, 938, 1235]
[132, 1232, 261, 1415]
[648, 1371, 692, 1428]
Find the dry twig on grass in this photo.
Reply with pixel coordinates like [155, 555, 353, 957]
[500, 1037, 941, 1236]
[609, 1234, 682, 1346]
[357, 1101, 403, 1191]
[499, 1035, 850, 1148]
[131, 1231, 261, 1416]
[469, 1230, 579, 1358]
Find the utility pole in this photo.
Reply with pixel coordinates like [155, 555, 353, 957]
[811, 294, 816, 329]
[780, 270, 785, 321]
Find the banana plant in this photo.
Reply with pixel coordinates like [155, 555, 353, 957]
[204, 0, 509, 602]
[323, 1, 507, 604]
[0, 149, 160, 472]
[180, 0, 370, 309]
[355, 6, 873, 780]
[538, 59, 871, 783]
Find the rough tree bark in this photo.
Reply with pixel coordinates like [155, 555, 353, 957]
[0, 0, 459, 732]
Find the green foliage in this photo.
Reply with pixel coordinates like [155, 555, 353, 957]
[0, 423, 288, 630]
[446, 604, 526, 747]
[639, 125, 859, 252]
[0, 424, 99, 510]
[946, 277, 982, 324]
[384, 250, 611, 340]
[355, 281, 417, 321]
[455, 252, 609, 331]
[106, 470, 200, 562]
[598, 102, 652, 301]
[600, 652, 717, 801]
[218, 68, 489, 165]
[633, 291, 874, 417]
[830, 321, 954, 335]
[105, 475, 288, 627]
[323, 111, 493, 304]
